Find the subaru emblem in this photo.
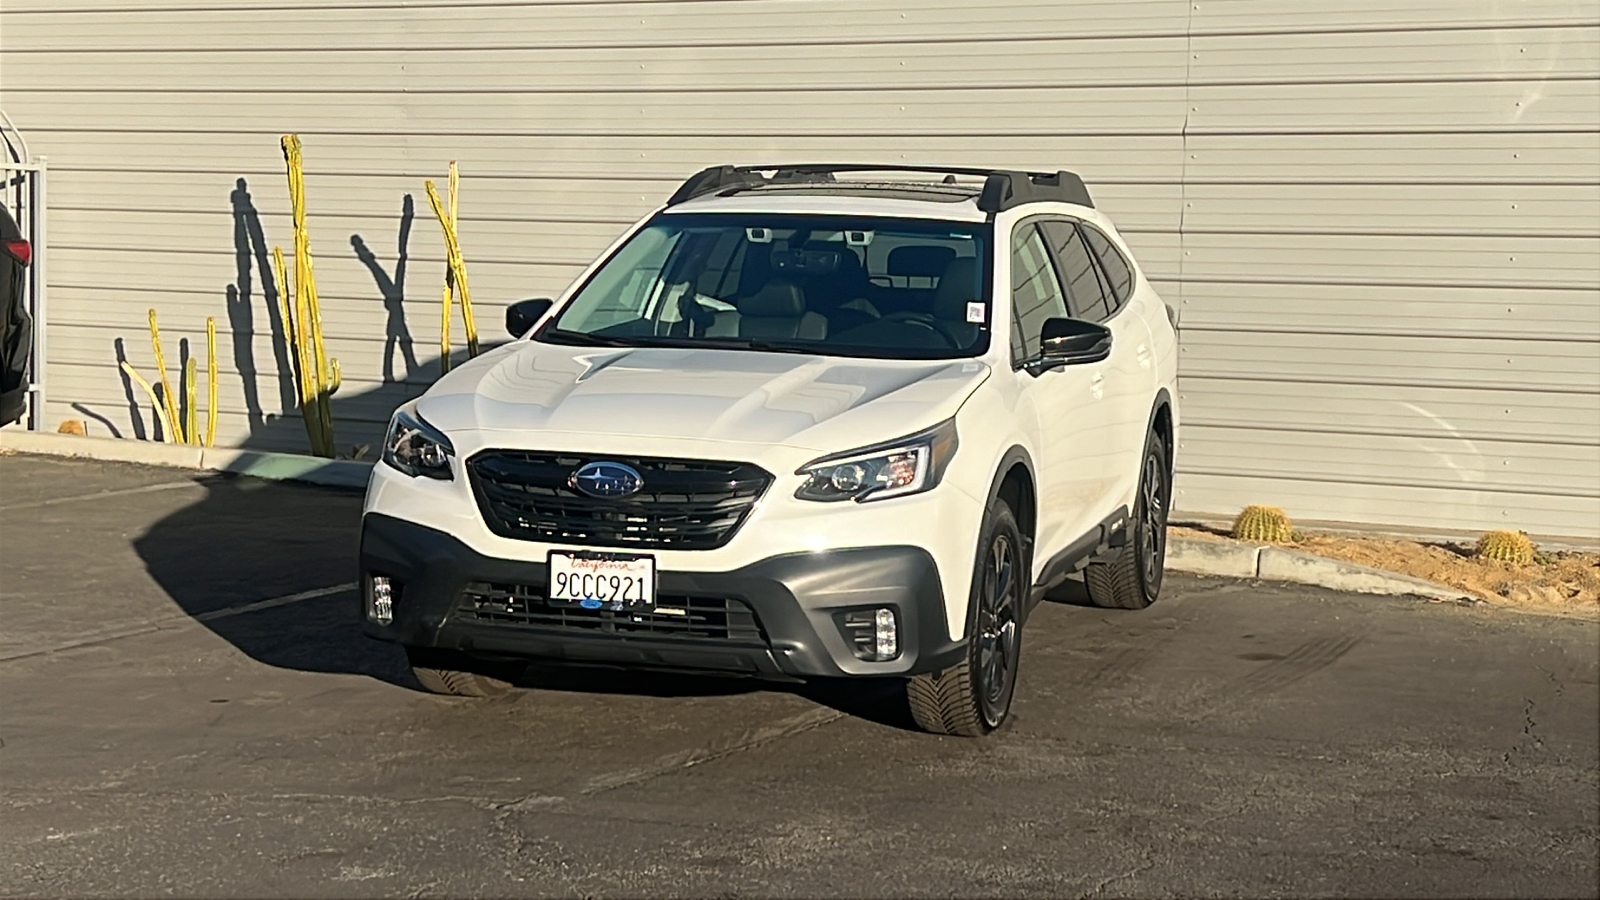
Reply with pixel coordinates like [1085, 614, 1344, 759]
[569, 461, 644, 499]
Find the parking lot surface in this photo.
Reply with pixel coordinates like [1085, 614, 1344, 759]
[1, 452, 1596, 898]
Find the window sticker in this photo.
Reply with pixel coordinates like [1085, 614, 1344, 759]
[966, 302, 986, 324]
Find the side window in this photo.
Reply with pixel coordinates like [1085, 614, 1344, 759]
[1082, 225, 1135, 312]
[1039, 220, 1111, 321]
[1009, 224, 1069, 362]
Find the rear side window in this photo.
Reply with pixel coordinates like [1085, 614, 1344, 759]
[1082, 225, 1135, 311]
[1039, 220, 1110, 321]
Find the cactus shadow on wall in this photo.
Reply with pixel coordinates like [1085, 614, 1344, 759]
[351, 193, 421, 384]
[223, 177, 433, 456]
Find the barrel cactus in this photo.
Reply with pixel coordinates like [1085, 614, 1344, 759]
[1232, 505, 1294, 543]
[1475, 530, 1535, 565]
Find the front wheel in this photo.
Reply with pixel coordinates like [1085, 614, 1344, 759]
[907, 502, 1025, 736]
[1084, 431, 1169, 610]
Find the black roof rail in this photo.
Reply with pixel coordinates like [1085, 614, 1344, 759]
[664, 164, 1094, 212]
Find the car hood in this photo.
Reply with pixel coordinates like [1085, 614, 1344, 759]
[416, 341, 990, 452]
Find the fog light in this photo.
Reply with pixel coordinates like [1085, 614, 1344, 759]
[367, 575, 395, 625]
[873, 607, 896, 659]
[840, 607, 899, 661]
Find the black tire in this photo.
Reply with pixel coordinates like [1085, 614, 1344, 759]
[405, 647, 518, 698]
[1084, 431, 1169, 610]
[907, 502, 1025, 736]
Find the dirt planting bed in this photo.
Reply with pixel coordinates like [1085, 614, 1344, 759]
[1172, 525, 1600, 611]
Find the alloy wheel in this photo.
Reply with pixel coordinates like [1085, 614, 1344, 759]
[976, 532, 1020, 727]
[1139, 451, 1167, 589]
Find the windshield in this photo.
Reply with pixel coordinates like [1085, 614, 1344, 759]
[538, 214, 991, 360]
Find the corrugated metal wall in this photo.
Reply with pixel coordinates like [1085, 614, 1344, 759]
[2, 0, 1597, 539]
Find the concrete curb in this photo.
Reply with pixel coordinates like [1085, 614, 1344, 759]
[1167, 536, 1477, 603]
[0, 430, 373, 490]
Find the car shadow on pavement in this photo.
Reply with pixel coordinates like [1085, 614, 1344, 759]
[132, 474, 414, 688]
[132, 473, 922, 728]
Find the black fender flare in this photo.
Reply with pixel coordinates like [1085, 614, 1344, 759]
[1145, 387, 1175, 474]
[982, 444, 1035, 527]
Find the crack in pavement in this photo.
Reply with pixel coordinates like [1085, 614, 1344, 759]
[1503, 697, 1545, 764]
[1086, 850, 1156, 898]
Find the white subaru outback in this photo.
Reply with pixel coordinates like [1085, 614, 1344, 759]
[361, 165, 1178, 736]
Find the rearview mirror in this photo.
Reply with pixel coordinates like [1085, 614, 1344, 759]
[1032, 317, 1112, 372]
[506, 298, 554, 337]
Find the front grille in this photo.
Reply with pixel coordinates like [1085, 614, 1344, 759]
[458, 581, 766, 643]
[467, 451, 772, 550]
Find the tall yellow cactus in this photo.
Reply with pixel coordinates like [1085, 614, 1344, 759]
[280, 134, 341, 457]
[426, 161, 479, 374]
[148, 309, 182, 442]
[205, 317, 219, 448]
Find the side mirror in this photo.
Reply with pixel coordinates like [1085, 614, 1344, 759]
[1033, 317, 1112, 371]
[505, 298, 554, 337]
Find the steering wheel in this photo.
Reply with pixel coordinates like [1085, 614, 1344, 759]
[882, 311, 959, 348]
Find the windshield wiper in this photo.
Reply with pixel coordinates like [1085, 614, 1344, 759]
[539, 329, 640, 348]
[680, 337, 819, 355]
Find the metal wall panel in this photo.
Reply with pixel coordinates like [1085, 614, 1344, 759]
[1, 0, 1596, 539]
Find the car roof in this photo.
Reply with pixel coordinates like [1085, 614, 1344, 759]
[660, 165, 1097, 223]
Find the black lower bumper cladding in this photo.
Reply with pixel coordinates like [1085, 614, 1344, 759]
[359, 514, 965, 679]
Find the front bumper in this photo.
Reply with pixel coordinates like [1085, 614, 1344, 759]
[359, 513, 965, 679]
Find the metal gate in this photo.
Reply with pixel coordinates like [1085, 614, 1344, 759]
[3, 113, 46, 432]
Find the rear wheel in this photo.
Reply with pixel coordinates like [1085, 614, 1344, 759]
[907, 502, 1024, 736]
[405, 647, 519, 698]
[1084, 431, 1169, 610]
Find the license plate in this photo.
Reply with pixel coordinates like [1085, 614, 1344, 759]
[547, 551, 656, 611]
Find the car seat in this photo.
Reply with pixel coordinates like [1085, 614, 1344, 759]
[877, 245, 957, 316]
[931, 257, 981, 346]
[801, 243, 878, 334]
[738, 281, 827, 341]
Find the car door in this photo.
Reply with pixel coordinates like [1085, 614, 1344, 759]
[1008, 221, 1117, 565]
[1039, 219, 1157, 515]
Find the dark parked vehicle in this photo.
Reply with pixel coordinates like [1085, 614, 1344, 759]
[0, 204, 32, 425]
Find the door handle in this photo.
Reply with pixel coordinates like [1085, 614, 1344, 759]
[1090, 373, 1105, 400]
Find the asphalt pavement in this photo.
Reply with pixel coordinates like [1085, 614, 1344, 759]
[1, 452, 1596, 898]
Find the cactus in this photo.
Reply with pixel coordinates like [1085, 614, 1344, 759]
[148, 309, 184, 443]
[121, 308, 218, 446]
[279, 133, 341, 458]
[120, 360, 178, 442]
[205, 316, 218, 448]
[426, 162, 479, 374]
[1232, 505, 1294, 543]
[1475, 530, 1536, 565]
[184, 357, 198, 446]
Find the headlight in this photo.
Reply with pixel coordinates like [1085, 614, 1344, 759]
[796, 419, 958, 502]
[382, 404, 454, 480]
